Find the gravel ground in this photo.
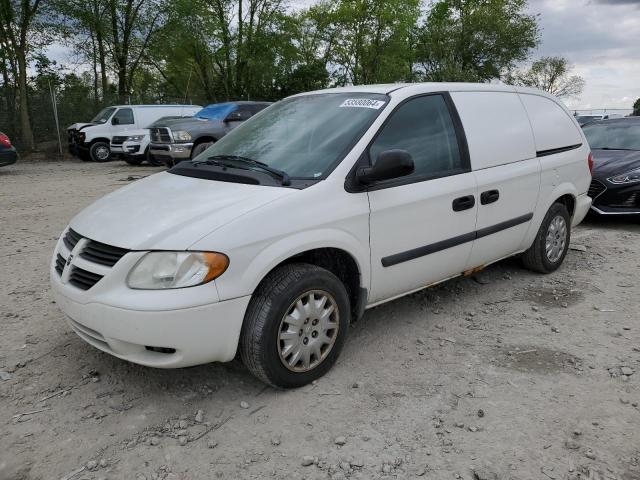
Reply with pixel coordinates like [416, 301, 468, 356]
[1, 159, 639, 480]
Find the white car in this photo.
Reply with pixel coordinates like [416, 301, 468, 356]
[51, 83, 592, 388]
[110, 111, 203, 166]
[68, 105, 201, 162]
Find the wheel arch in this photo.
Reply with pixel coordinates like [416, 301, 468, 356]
[217, 231, 370, 322]
[521, 182, 578, 251]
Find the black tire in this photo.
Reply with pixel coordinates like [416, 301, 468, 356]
[124, 156, 144, 166]
[522, 202, 571, 273]
[89, 141, 111, 162]
[147, 150, 164, 167]
[240, 263, 350, 388]
[191, 141, 213, 159]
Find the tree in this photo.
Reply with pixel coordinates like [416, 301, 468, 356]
[307, 0, 420, 86]
[415, 0, 539, 82]
[0, 0, 47, 150]
[633, 98, 640, 116]
[507, 56, 585, 98]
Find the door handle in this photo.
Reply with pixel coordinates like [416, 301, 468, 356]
[480, 189, 500, 205]
[452, 195, 475, 212]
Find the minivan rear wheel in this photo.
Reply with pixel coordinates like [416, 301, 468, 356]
[240, 263, 350, 388]
[522, 202, 571, 273]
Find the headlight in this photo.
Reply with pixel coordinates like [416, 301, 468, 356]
[608, 168, 640, 185]
[172, 130, 192, 142]
[126, 135, 145, 142]
[127, 251, 228, 290]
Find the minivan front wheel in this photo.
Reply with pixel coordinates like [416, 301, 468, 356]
[240, 263, 350, 388]
[522, 202, 571, 273]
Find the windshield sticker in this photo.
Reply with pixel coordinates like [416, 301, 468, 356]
[339, 98, 386, 110]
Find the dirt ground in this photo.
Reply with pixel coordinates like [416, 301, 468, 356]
[1, 159, 639, 480]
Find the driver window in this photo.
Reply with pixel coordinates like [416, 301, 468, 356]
[114, 108, 134, 125]
[369, 95, 463, 180]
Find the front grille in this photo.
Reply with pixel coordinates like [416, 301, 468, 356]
[63, 228, 82, 251]
[150, 127, 172, 143]
[80, 240, 129, 267]
[588, 179, 606, 200]
[611, 193, 639, 208]
[55, 254, 65, 276]
[68, 266, 103, 291]
[111, 136, 127, 145]
[56, 228, 130, 291]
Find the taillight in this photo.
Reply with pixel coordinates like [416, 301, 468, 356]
[0, 133, 11, 148]
[587, 152, 594, 176]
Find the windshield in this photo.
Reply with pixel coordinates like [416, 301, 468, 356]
[195, 104, 236, 120]
[193, 93, 388, 179]
[91, 107, 116, 124]
[583, 122, 640, 151]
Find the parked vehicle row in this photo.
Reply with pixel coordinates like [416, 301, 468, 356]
[0, 132, 18, 167]
[67, 105, 201, 162]
[51, 83, 593, 388]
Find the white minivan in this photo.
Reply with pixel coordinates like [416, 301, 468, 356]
[51, 83, 592, 388]
[67, 105, 201, 162]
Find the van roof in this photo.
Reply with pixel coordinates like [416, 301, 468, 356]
[296, 82, 558, 98]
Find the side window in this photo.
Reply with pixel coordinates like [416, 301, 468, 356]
[519, 94, 582, 152]
[113, 108, 134, 125]
[369, 95, 464, 180]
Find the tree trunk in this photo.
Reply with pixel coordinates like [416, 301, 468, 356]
[16, 45, 34, 150]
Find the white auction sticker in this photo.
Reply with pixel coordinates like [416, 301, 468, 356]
[339, 98, 386, 109]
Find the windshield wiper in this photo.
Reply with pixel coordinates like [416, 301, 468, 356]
[194, 154, 291, 186]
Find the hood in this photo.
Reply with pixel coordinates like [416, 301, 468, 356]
[68, 122, 95, 131]
[152, 117, 216, 129]
[591, 149, 640, 179]
[69, 172, 294, 250]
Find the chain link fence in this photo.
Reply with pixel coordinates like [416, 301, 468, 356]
[0, 89, 203, 156]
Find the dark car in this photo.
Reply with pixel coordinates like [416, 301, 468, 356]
[584, 117, 640, 215]
[0, 132, 18, 167]
[149, 101, 271, 167]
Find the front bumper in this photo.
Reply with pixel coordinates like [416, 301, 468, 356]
[589, 178, 640, 215]
[149, 143, 193, 165]
[0, 149, 17, 167]
[50, 232, 250, 368]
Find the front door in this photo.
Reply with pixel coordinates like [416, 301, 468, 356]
[367, 94, 478, 304]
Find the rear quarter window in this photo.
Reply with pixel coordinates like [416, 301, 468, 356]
[519, 94, 582, 152]
[450, 91, 535, 169]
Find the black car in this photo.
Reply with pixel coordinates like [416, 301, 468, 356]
[583, 117, 640, 215]
[0, 132, 18, 167]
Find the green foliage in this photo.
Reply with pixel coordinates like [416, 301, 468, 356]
[415, 0, 539, 82]
[1, 0, 545, 149]
[634, 98, 640, 116]
[506, 56, 585, 98]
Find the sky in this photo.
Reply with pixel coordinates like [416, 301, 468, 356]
[45, 0, 640, 112]
[527, 0, 640, 112]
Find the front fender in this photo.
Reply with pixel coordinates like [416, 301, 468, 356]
[214, 228, 370, 301]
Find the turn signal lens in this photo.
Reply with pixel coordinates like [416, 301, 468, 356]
[127, 251, 229, 290]
[587, 152, 593, 176]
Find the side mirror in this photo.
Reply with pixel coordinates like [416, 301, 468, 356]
[356, 149, 414, 184]
[111, 117, 120, 125]
[225, 110, 251, 122]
